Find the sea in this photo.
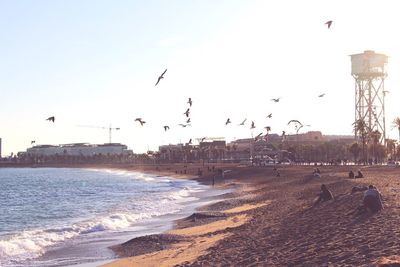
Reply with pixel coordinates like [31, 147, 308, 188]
[0, 167, 218, 267]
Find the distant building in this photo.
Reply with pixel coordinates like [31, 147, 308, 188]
[26, 143, 133, 157]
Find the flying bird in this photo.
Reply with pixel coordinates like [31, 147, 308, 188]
[188, 138, 192, 145]
[318, 93, 325, 98]
[186, 118, 191, 124]
[225, 118, 231, 125]
[282, 131, 286, 137]
[183, 108, 190, 117]
[271, 98, 281, 103]
[238, 118, 247, 126]
[46, 116, 55, 123]
[254, 132, 263, 141]
[187, 98, 192, 107]
[201, 137, 206, 142]
[266, 113, 272, 118]
[31, 140, 36, 144]
[265, 126, 271, 132]
[155, 68, 167, 86]
[250, 121, 256, 129]
[163, 125, 170, 131]
[325, 20, 333, 29]
[135, 118, 146, 126]
[287, 120, 303, 126]
[178, 123, 191, 128]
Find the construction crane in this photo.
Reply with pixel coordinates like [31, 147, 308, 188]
[76, 124, 120, 143]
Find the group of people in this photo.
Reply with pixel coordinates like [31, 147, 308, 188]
[348, 170, 364, 178]
[314, 183, 383, 213]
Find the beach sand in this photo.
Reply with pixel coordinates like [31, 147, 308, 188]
[98, 163, 400, 266]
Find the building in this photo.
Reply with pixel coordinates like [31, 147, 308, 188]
[26, 143, 132, 157]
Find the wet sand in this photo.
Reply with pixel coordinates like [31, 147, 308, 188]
[101, 164, 400, 266]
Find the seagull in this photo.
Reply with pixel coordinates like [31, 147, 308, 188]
[201, 137, 206, 142]
[282, 131, 286, 137]
[186, 118, 191, 124]
[135, 118, 146, 126]
[250, 121, 256, 129]
[188, 138, 192, 145]
[225, 118, 231, 125]
[46, 116, 55, 123]
[187, 97, 192, 107]
[318, 93, 325, 98]
[287, 120, 303, 126]
[238, 118, 247, 126]
[271, 98, 281, 103]
[325, 20, 332, 29]
[254, 132, 263, 141]
[155, 68, 167, 86]
[163, 125, 170, 131]
[265, 126, 271, 132]
[184, 108, 190, 117]
[31, 140, 36, 144]
[266, 113, 272, 118]
[178, 123, 191, 128]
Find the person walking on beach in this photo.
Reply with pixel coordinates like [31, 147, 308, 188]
[313, 184, 333, 206]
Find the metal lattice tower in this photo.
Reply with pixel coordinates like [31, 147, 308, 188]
[350, 50, 388, 144]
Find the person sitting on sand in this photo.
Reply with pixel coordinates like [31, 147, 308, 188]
[355, 170, 364, 178]
[363, 185, 383, 213]
[348, 170, 355, 179]
[313, 184, 333, 206]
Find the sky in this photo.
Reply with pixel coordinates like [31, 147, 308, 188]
[1, 0, 400, 156]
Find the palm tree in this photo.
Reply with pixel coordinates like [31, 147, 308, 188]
[353, 119, 370, 164]
[392, 117, 400, 142]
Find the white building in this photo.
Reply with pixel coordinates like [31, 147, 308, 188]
[26, 143, 132, 157]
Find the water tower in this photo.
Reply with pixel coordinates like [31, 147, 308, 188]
[350, 50, 388, 143]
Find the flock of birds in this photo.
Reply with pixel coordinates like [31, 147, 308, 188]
[42, 21, 334, 147]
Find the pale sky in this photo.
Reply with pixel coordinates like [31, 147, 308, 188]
[1, 0, 399, 156]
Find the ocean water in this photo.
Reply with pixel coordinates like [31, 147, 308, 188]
[0, 168, 209, 267]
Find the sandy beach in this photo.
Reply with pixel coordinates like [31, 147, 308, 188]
[97, 163, 400, 267]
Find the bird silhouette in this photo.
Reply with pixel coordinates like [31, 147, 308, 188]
[163, 125, 170, 131]
[238, 118, 247, 126]
[325, 20, 332, 29]
[265, 126, 271, 132]
[178, 123, 191, 128]
[186, 118, 191, 124]
[188, 138, 192, 145]
[183, 108, 190, 117]
[155, 68, 167, 86]
[225, 118, 231, 125]
[188, 98, 192, 107]
[318, 93, 325, 98]
[266, 113, 272, 118]
[287, 120, 303, 126]
[271, 98, 281, 103]
[251, 121, 256, 129]
[254, 132, 263, 141]
[135, 118, 146, 126]
[31, 140, 36, 144]
[201, 137, 206, 142]
[46, 116, 55, 123]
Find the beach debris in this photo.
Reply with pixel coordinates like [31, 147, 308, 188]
[46, 116, 55, 123]
[155, 68, 167, 86]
